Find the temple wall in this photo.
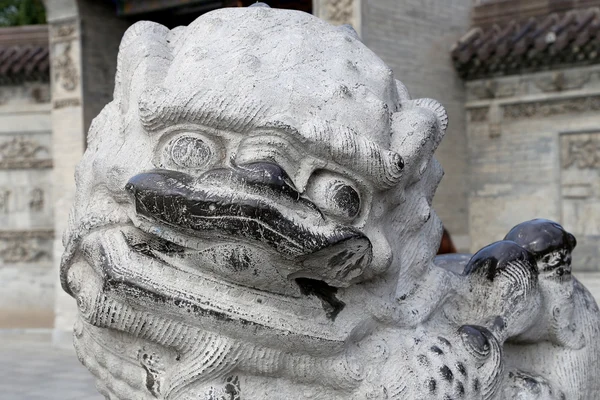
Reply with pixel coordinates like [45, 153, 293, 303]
[465, 65, 600, 301]
[0, 82, 54, 328]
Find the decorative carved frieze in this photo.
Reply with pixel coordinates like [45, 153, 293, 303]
[0, 189, 10, 214]
[49, 19, 81, 104]
[533, 71, 591, 93]
[326, 0, 354, 25]
[0, 239, 50, 263]
[468, 106, 489, 122]
[29, 188, 44, 211]
[0, 84, 50, 106]
[467, 68, 600, 101]
[0, 185, 48, 213]
[52, 23, 76, 39]
[0, 229, 53, 264]
[0, 136, 52, 169]
[0, 136, 47, 159]
[560, 132, 600, 271]
[468, 80, 518, 100]
[53, 42, 78, 92]
[50, 20, 77, 43]
[561, 132, 600, 170]
[503, 96, 600, 121]
[468, 81, 496, 100]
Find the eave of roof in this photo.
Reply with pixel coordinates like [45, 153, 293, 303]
[0, 25, 49, 85]
[452, 6, 600, 80]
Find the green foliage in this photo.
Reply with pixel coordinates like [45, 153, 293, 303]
[0, 0, 46, 27]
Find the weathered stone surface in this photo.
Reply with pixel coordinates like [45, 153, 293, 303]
[62, 5, 600, 399]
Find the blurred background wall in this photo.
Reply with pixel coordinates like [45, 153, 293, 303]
[453, 0, 600, 300]
[0, 22, 53, 328]
[0, 0, 598, 343]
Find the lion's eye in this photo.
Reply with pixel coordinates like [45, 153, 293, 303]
[306, 171, 361, 222]
[162, 133, 221, 170]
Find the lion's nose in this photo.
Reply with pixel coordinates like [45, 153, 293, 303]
[236, 162, 300, 199]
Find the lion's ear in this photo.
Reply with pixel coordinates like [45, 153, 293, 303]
[114, 21, 172, 115]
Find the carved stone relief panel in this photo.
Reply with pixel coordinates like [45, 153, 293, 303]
[0, 227, 54, 313]
[315, 0, 355, 26]
[49, 19, 81, 109]
[503, 96, 600, 121]
[468, 106, 489, 123]
[466, 67, 600, 102]
[0, 133, 52, 169]
[560, 132, 600, 271]
[0, 229, 53, 264]
[0, 168, 53, 229]
[0, 144, 53, 264]
[327, 0, 353, 25]
[562, 134, 600, 169]
[466, 79, 520, 101]
[29, 187, 44, 212]
[53, 42, 78, 92]
[0, 83, 51, 107]
[533, 71, 591, 93]
[0, 189, 10, 214]
[0, 166, 54, 313]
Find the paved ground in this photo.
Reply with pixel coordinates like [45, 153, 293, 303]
[0, 330, 102, 400]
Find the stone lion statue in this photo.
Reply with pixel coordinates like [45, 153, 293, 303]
[60, 4, 600, 399]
